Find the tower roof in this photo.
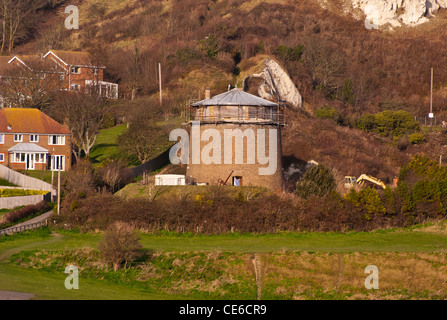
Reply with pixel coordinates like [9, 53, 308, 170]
[192, 88, 279, 107]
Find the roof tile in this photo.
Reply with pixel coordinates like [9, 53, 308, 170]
[0, 108, 70, 134]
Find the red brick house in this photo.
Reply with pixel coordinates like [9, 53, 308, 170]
[42, 50, 118, 98]
[0, 50, 118, 105]
[0, 108, 72, 171]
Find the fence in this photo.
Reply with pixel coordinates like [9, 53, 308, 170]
[128, 147, 173, 179]
[414, 116, 445, 127]
[0, 219, 48, 236]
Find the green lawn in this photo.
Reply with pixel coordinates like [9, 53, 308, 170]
[1, 222, 446, 300]
[18, 170, 62, 184]
[89, 124, 127, 164]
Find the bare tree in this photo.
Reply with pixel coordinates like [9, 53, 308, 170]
[98, 159, 128, 193]
[117, 120, 169, 164]
[303, 37, 345, 92]
[0, 0, 47, 53]
[1, 60, 60, 109]
[48, 89, 108, 162]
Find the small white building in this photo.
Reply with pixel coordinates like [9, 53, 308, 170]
[155, 174, 186, 186]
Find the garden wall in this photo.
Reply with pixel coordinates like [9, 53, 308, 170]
[0, 192, 51, 210]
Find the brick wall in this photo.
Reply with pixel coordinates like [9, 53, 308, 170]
[186, 123, 284, 192]
[0, 133, 72, 171]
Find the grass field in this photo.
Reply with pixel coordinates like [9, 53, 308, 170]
[18, 170, 62, 184]
[89, 124, 127, 164]
[0, 221, 446, 300]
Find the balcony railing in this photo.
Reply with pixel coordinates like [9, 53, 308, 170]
[186, 105, 285, 126]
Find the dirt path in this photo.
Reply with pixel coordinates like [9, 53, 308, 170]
[0, 291, 35, 300]
[0, 232, 63, 262]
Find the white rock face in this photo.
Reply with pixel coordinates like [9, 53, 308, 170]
[347, 0, 445, 28]
[244, 59, 303, 109]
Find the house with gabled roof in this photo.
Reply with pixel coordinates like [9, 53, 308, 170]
[42, 50, 118, 98]
[0, 108, 72, 171]
[0, 50, 118, 103]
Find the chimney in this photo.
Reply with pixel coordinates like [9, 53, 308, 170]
[205, 88, 211, 99]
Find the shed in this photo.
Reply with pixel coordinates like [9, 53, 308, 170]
[155, 174, 186, 186]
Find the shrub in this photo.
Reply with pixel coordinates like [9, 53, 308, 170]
[296, 164, 336, 199]
[98, 222, 143, 271]
[315, 105, 344, 125]
[409, 133, 425, 144]
[356, 110, 420, 138]
[275, 44, 304, 61]
[1, 201, 50, 226]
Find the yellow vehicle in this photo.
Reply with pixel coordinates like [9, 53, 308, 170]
[344, 174, 387, 190]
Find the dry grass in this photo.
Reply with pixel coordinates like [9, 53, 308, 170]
[261, 252, 447, 299]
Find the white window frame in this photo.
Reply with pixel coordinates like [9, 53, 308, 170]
[0, 134, 4, 144]
[0, 153, 4, 162]
[14, 134, 22, 142]
[35, 153, 46, 163]
[48, 135, 65, 146]
[52, 155, 65, 171]
[30, 134, 39, 142]
[12, 152, 26, 163]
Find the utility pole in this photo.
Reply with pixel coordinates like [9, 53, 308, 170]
[430, 67, 434, 130]
[159, 62, 162, 106]
[57, 166, 61, 215]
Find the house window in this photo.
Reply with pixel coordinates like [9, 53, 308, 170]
[0, 134, 4, 144]
[14, 134, 22, 142]
[52, 155, 64, 171]
[0, 153, 4, 162]
[12, 153, 26, 163]
[70, 66, 80, 74]
[35, 153, 46, 163]
[70, 83, 80, 91]
[30, 134, 39, 142]
[93, 68, 99, 76]
[59, 74, 65, 82]
[48, 135, 65, 145]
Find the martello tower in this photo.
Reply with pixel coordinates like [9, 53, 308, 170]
[185, 88, 285, 191]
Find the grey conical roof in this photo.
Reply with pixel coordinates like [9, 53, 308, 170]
[192, 88, 278, 107]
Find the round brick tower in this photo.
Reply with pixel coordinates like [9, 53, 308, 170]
[186, 88, 285, 191]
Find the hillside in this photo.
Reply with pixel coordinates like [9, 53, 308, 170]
[5, 0, 447, 187]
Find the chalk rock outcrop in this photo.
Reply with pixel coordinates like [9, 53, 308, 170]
[344, 0, 445, 28]
[243, 59, 303, 109]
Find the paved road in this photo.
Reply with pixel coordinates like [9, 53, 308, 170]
[12, 210, 53, 228]
[0, 210, 53, 235]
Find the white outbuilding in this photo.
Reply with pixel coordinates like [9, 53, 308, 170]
[155, 174, 186, 186]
